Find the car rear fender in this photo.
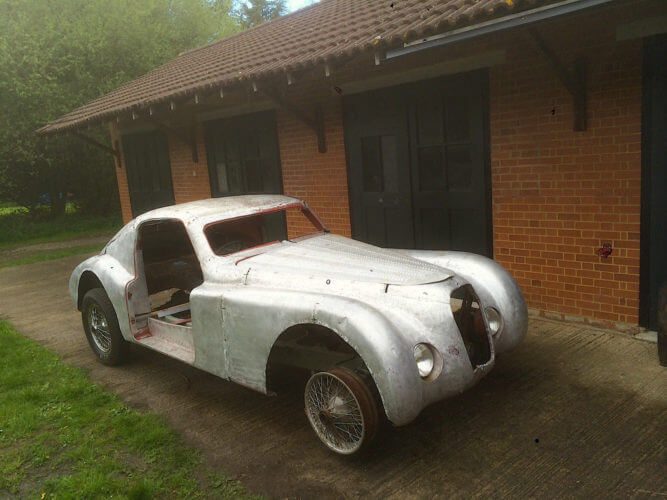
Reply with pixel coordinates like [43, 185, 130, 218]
[70, 254, 135, 342]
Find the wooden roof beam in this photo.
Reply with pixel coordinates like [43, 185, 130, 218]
[72, 131, 121, 168]
[148, 118, 198, 163]
[528, 28, 587, 131]
[260, 86, 326, 153]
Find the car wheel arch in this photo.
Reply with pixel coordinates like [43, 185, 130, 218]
[77, 271, 104, 310]
[260, 302, 420, 426]
[265, 322, 386, 414]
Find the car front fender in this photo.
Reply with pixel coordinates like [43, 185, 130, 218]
[398, 250, 528, 354]
[216, 286, 425, 426]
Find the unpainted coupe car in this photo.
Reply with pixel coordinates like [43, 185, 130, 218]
[70, 195, 527, 455]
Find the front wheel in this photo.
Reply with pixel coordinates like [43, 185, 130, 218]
[304, 367, 380, 455]
[81, 288, 128, 366]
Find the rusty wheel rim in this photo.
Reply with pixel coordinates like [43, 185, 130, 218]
[305, 371, 365, 454]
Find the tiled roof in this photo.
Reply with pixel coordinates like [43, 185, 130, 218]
[39, 0, 550, 134]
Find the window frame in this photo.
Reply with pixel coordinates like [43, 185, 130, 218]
[201, 202, 327, 259]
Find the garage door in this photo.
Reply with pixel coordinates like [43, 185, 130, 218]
[344, 70, 491, 256]
[122, 130, 175, 217]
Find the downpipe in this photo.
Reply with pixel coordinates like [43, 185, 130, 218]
[658, 283, 667, 367]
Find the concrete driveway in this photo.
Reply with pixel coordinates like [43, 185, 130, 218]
[0, 255, 665, 498]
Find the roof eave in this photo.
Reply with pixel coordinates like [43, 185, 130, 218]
[37, 0, 607, 137]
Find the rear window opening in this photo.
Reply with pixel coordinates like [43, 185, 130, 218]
[451, 284, 491, 367]
[204, 204, 325, 257]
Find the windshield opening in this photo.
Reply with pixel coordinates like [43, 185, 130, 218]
[204, 204, 325, 256]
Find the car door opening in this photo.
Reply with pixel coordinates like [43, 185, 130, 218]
[129, 219, 203, 361]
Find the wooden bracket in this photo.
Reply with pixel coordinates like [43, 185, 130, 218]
[72, 131, 121, 168]
[148, 118, 198, 162]
[261, 87, 327, 153]
[528, 28, 587, 131]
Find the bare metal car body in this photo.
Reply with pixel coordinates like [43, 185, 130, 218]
[70, 195, 527, 430]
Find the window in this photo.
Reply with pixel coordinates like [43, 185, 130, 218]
[361, 135, 398, 193]
[205, 204, 324, 256]
[204, 111, 282, 198]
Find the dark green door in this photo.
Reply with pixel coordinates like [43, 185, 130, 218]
[344, 87, 414, 248]
[408, 73, 490, 254]
[344, 70, 491, 255]
[640, 35, 667, 330]
[204, 111, 282, 197]
[122, 130, 174, 217]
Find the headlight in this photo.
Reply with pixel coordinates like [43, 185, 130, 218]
[414, 343, 435, 378]
[485, 307, 503, 336]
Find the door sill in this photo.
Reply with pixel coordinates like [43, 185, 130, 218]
[136, 317, 195, 364]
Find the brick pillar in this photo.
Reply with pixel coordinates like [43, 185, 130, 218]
[168, 123, 212, 204]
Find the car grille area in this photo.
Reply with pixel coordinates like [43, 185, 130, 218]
[451, 284, 491, 367]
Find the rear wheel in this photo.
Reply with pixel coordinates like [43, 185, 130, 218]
[304, 367, 379, 455]
[81, 288, 128, 366]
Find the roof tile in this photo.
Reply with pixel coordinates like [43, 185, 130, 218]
[39, 0, 548, 134]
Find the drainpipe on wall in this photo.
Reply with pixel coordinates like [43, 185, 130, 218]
[659, 283, 667, 367]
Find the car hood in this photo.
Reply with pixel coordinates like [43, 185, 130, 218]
[235, 234, 452, 286]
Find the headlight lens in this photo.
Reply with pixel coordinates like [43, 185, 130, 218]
[485, 307, 503, 336]
[414, 343, 435, 378]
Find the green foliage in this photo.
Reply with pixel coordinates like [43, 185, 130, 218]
[0, 204, 27, 216]
[0, 210, 121, 248]
[235, 0, 287, 28]
[0, 320, 256, 498]
[0, 0, 239, 215]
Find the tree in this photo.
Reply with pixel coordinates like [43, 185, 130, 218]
[235, 0, 287, 28]
[0, 0, 239, 215]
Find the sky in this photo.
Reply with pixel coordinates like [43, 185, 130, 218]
[287, 0, 317, 12]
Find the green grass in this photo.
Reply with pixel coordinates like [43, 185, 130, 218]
[0, 244, 104, 268]
[0, 320, 255, 499]
[0, 205, 28, 216]
[0, 211, 121, 249]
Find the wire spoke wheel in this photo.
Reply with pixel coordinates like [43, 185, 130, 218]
[304, 368, 379, 455]
[88, 303, 112, 354]
[82, 288, 128, 366]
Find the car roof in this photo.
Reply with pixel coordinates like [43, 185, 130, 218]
[135, 194, 302, 226]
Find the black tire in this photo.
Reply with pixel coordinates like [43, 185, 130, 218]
[81, 287, 128, 366]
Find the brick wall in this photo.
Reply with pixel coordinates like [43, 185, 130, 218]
[167, 124, 211, 204]
[490, 26, 642, 328]
[277, 95, 352, 237]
